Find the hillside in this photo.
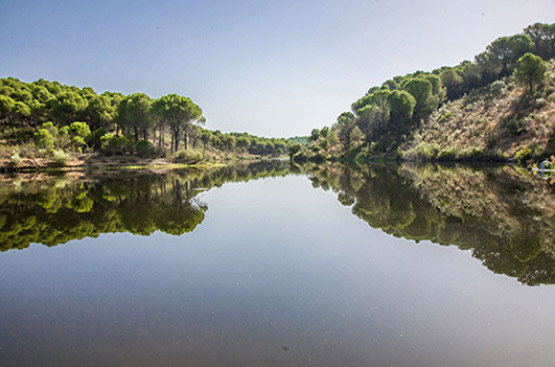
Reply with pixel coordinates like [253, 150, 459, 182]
[293, 22, 555, 165]
[402, 60, 555, 162]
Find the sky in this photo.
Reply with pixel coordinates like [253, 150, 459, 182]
[1, 0, 553, 137]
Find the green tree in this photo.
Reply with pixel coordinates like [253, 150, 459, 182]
[524, 22, 555, 59]
[47, 91, 88, 125]
[152, 94, 202, 152]
[403, 78, 437, 127]
[514, 52, 547, 93]
[486, 34, 534, 76]
[310, 128, 320, 141]
[117, 93, 152, 141]
[336, 111, 356, 153]
[388, 90, 416, 148]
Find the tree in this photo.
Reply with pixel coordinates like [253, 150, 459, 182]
[336, 111, 356, 153]
[47, 91, 88, 125]
[117, 93, 152, 141]
[524, 22, 555, 59]
[486, 34, 534, 76]
[388, 90, 416, 148]
[152, 94, 202, 152]
[320, 126, 329, 138]
[85, 94, 116, 131]
[310, 128, 320, 141]
[441, 69, 464, 100]
[514, 52, 547, 94]
[356, 105, 380, 149]
[403, 78, 437, 127]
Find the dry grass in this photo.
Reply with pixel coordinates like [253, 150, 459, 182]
[401, 60, 555, 161]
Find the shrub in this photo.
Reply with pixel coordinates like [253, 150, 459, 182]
[514, 147, 533, 163]
[489, 80, 506, 95]
[437, 148, 458, 161]
[51, 149, 69, 166]
[100, 134, 133, 156]
[10, 149, 22, 165]
[136, 140, 156, 158]
[172, 150, 204, 164]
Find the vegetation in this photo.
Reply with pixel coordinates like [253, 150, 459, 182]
[0, 79, 297, 168]
[298, 22, 554, 164]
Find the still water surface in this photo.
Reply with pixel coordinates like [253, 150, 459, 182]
[1, 162, 555, 366]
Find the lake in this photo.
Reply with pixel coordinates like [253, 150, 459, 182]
[1, 162, 555, 367]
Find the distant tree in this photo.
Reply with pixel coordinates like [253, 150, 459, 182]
[514, 52, 547, 94]
[117, 93, 152, 141]
[388, 90, 416, 148]
[310, 128, 320, 141]
[47, 91, 88, 125]
[336, 111, 356, 153]
[356, 104, 380, 149]
[85, 94, 116, 131]
[152, 94, 202, 151]
[403, 78, 437, 127]
[441, 69, 464, 100]
[320, 126, 329, 138]
[486, 34, 534, 76]
[524, 22, 555, 59]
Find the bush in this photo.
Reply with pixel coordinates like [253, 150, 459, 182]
[437, 148, 458, 161]
[172, 150, 204, 164]
[136, 140, 156, 158]
[100, 134, 133, 156]
[10, 150, 22, 165]
[51, 149, 69, 166]
[514, 147, 533, 163]
[505, 115, 528, 135]
[489, 80, 506, 95]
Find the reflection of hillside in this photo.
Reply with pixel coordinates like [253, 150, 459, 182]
[0, 161, 290, 251]
[308, 164, 555, 286]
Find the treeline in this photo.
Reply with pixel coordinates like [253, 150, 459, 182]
[293, 22, 554, 163]
[0, 78, 293, 162]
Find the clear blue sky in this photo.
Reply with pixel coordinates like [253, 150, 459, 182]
[1, 0, 553, 137]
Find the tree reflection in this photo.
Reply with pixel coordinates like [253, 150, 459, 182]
[2, 161, 555, 285]
[0, 161, 290, 251]
[308, 163, 555, 286]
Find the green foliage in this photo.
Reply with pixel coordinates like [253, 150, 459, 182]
[51, 149, 69, 166]
[310, 128, 320, 141]
[152, 94, 202, 151]
[514, 52, 547, 93]
[100, 134, 134, 155]
[514, 146, 533, 162]
[34, 122, 58, 150]
[136, 140, 156, 158]
[172, 149, 204, 164]
[489, 80, 506, 95]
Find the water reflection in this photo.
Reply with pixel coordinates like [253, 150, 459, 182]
[0, 161, 290, 251]
[306, 163, 555, 286]
[1, 161, 554, 285]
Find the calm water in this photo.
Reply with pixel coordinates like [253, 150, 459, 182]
[1, 162, 555, 367]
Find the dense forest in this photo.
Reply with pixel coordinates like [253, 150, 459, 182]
[0, 79, 295, 167]
[294, 22, 555, 164]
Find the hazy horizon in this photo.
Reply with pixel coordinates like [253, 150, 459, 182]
[1, 0, 553, 137]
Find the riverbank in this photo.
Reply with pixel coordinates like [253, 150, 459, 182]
[0, 154, 287, 173]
